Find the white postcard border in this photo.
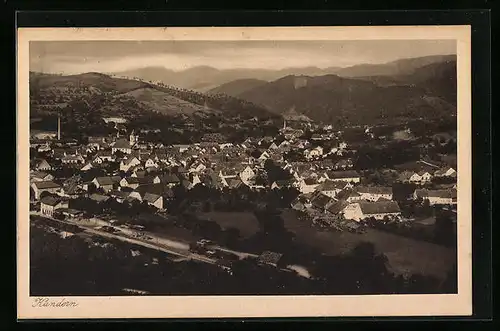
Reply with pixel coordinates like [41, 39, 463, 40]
[17, 26, 472, 319]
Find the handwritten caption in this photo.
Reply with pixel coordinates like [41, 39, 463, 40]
[32, 297, 79, 308]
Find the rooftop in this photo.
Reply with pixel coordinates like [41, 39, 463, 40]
[359, 201, 401, 215]
[32, 181, 61, 189]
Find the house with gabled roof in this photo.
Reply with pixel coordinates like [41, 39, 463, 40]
[298, 177, 320, 194]
[34, 159, 52, 171]
[153, 173, 180, 187]
[310, 193, 336, 213]
[304, 146, 324, 159]
[271, 179, 294, 190]
[413, 188, 457, 205]
[131, 168, 146, 178]
[315, 180, 352, 198]
[108, 190, 131, 203]
[31, 181, 62, 200]
[87, 136, 108, 150]
[142, 192, 164, 209]
[355, 186, 393, 201]
[89, 193, 110, 203]
[92, 176, 121, 192]
[335, 188, 363, 203]
[61, 154, 85, 165]
[120, 176, 154, 189]
[128, 183, 174, 208]
[326, 200, 350, 216]
[224, 177, 244, 189]
[239, 165, 256, 184]
[30, 171, 54, 183]
[187, 159, 207, 173]
[119, 155, 141, 172]
[40, 195, 69, 218]
[434, 167, 457, 178]
[324, 170, 361, 183]
[399, 170, 421, 183]
[334, 158, 354, 170]
[111, 138, 133, 154]
[94, 150, 115, 162]
[143, 157, 159, 169]
[343, 201, 401, 222]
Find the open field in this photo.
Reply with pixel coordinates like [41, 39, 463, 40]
[281, 209, 456, 279]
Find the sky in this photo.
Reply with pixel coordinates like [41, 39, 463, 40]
[29, 40, 457, 74]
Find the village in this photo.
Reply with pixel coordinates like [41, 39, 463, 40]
[29, 113, 458, 278]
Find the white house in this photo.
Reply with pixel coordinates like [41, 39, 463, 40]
[418, 171, 433, 183]
[112, 132, 137, 155]
[399, 170, 433, 184]
[61, 155, 85, 165]
[30, 171, 54, 183]
[120, 156, 141, 172]
[153, 174, 180, 187]
[94, 151, 114, 162]
[34, 159, 52, 171]
[343, 201, 401, 222]
[143, 193, 164, 209]
[299, 178, 320, 194]
[305, 146, 324, 159]
[120, 176, 153, 190]
[258, 151, 271, 162]
[413, 189, 457, 205]
[31, 181, 62, 200]
[268, 142, 279, 150]
[144, 158, 159, 169]
[324, 170, 361, 183]
[434, 167, 457, 178]
[40, 196, 69, 218]
[92, 176, 121, 192]
[315, 180, 351, 198]
[239, 166, 256, 184]
[355, 186, 393, 201]
[189, 161, 207, 173]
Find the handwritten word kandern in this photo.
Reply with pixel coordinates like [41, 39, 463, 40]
[32, 297, 79, 308]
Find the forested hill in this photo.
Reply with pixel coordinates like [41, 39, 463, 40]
[236, 58, 456, 126]
[29, 72, 280, 121]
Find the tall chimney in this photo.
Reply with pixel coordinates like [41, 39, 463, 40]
[57, 114, 61, 140]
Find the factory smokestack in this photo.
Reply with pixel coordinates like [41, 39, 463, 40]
[57, 114, 61, 140]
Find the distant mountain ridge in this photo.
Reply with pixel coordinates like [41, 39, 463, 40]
[237, 62, 456, 125]
[110, 54, 455, 93]
[207, 79, 268, 97]
[110, 66, 342, 92]
[334, 54, 456, 78]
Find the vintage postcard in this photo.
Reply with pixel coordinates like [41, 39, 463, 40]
[17, 26, 472, 319]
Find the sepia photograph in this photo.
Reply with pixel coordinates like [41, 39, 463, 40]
[17, 26, 472, 318]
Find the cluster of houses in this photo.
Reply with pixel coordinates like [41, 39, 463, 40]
[30, 125, 457, 225]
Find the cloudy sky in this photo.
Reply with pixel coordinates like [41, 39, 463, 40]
[30, 40, 456, 74]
